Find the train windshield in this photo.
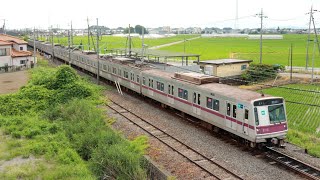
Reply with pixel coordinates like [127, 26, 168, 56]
[268, 104, 286, 123]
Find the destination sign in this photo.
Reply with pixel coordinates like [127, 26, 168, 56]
[253, 98, 283, 106]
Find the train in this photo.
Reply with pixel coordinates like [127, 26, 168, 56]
[29, 40, 288, 147]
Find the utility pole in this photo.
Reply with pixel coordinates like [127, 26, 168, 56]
[128, 24, 132, 57]
[87, 17, 90, 51]
[68, 30, 71, 65]
[96, 18, 100, 85]
[51, 26, 54, 62]
[311, 11, 320, 55]
[256, 8, 267, 64]
[141, 27, 145, 62]
[305, 6, 314, 70]
[33, 27, 36, 66]
[0, 19, 6, 34]
[311, 38, 316, 83]
[71, 21, 73, 47]
[290, 43, 293, 82]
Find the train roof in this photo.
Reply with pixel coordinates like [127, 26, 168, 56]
[143, 69, 270, 102]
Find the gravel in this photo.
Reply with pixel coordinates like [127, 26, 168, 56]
[103, 87, 306, 180]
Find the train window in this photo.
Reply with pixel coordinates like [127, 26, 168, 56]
[124, 71, 128, 79]
[112, 67, 117, 74]
[151, 80, 154, 88]
[157, 82, 161, 90]
[103, 65, 107, 70]
[193, 93, 196, 103]
[254, 108, 259, 125]
[233, 105, 237, 118]
[119, 69, 122, 76]
[207, 97, 213, 108]
[161, 83, 164, 91]
[149, 79, 151, 87]
[137, 75, 140, 83]
[245, 109, 249, 120]
[213, 100, 219, 111]
[198, 94, 201, 105]
[227, 103, 231, 116]
[108, 66, 110, 72]
[168, 85, 171, 94]
[143, 77, 146, 85]
[183, 90, 188, 100]
[178, 88, 183, 98]
[172, 86, 174, 95]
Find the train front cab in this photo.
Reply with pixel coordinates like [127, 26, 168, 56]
[253, 97, 288, 146]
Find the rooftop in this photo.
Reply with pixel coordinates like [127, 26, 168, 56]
[11, 49, 32, 57]
[0, 40, 12, 46]
[0, 34, 27, 44]
[197, 59, 253, 65]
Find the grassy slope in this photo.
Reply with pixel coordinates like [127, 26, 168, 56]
[0, 59, 148, 179]
[160, 34, 320, 67]
[263, 84, 320, 157]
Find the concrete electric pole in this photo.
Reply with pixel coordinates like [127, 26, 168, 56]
[256, 9, 267, 64]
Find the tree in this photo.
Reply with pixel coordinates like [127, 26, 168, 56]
[134, 25, 148, 35]
[124, 27, 135, 34]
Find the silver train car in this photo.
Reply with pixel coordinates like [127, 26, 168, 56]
[30, 40, 288, 147]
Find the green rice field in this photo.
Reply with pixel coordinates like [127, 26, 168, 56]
[45, 34, 320, 67]
[263, 84, 320, 157]
[43, 34, 198, 52]
[160, 34, 320, 67]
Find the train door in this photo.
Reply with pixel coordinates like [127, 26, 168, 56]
[167, 84, 174, 105]
[243, 109, 249, 135]
[192, 92, 201, 115]
[148, 78, 154, 96]
[226, 101, 237, 131]
[255, 106, 269, 126]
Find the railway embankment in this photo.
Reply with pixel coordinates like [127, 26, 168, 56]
[0, 59, 151, 179]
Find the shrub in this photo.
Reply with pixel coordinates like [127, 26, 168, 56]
[242, 63, 278, 82]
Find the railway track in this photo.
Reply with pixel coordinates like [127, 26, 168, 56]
[107, 99, 245, 180]
[266, 147, 320, 180]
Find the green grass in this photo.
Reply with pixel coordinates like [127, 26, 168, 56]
[42, 34, 199, 52]
[160, 34, 320, 67]
[263, 84, 320, 157]
[0, 58, 148, 179]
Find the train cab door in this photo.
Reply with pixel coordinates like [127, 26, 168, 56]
[255, 106, 269, 126]
[167, 85, 174, 105]
[192, 92, 201, 116]
[226, 101, 237, 131]
[243, 109, 249, 135]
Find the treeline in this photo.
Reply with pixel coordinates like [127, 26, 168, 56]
[0, 63, 148, 179]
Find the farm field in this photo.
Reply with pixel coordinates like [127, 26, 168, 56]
[42, 34, 198, 53]
[263, 84, 320, 157]
[160, 34, 320, 67]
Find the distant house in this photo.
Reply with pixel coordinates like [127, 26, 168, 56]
[0, 34, 35, 68]
[197, 59, 252, 77]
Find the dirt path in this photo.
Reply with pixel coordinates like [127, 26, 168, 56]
[0, 71, 29, 95]
[149, 36, 201, 50]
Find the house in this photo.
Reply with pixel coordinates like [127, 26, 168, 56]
[196, 59, 252, 77]
[0, 34, 35, 68]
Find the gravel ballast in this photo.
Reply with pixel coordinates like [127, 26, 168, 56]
[104, 87, 306, 180]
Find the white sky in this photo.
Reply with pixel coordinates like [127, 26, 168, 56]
[1, 0, 320, 30]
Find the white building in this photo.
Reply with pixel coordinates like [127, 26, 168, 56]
[0, 34, 35, 68]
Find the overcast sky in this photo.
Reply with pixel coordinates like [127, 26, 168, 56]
[1, 0, 320, 30]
